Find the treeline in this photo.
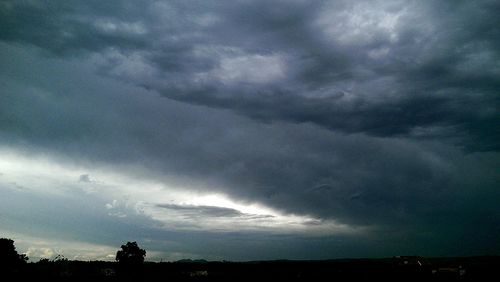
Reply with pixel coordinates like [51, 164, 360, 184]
[4, 257, 499, 281]
[1, 238, 498, 281]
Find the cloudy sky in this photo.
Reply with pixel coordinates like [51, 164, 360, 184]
[0, 0, 499, 261]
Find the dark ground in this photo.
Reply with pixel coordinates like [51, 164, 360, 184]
[2, 256, 499, 281]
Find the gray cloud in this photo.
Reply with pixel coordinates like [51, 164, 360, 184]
[2, 0, 497, 150]
[2, 42, 497, 233]
[156, 204, 273, 219]
[79, 174, 91, 183]
[157, 204, 244, 218]
[0, 0, 499, 258]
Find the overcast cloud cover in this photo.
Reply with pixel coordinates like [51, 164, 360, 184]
[0, 0, 499, 261]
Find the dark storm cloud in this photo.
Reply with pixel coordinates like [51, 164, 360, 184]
[0, 42, 458, 228]
[1, 0, 499, 257]
[0, 0, 152, 54]
[2, 43, 497, 233]
[2, 0, 498, 151]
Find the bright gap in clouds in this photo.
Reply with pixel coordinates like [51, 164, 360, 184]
[0, 147, 357, 236]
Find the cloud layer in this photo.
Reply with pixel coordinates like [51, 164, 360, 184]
[0, 0, 499, 259]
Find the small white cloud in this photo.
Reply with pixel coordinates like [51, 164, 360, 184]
[26, 247, 55, 260]
[105, 199, 127, 217]
[105, 199, 118, 209]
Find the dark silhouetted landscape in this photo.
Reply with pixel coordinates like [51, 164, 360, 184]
[2, 238, 499, 281]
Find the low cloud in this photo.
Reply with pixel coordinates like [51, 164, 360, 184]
[79, 174, 91, 183]
[157, 204, 250, 218]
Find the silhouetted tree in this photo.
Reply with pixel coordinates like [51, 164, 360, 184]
[0, 238, 28, 273]
[116, 241, 146, 265]
[116, 241, 146, 279]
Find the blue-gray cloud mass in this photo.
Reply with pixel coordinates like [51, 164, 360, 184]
[0, 0, 499, 260]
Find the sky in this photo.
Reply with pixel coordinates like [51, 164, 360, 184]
[0, 0, 499, 261]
